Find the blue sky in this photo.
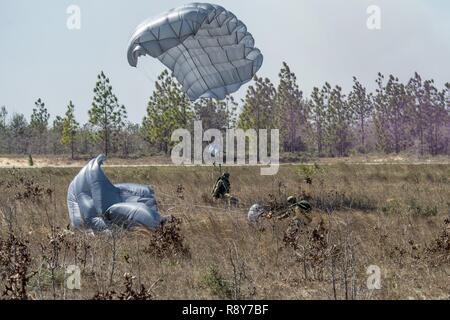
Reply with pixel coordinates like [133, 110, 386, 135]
[0, 0, 449, 123]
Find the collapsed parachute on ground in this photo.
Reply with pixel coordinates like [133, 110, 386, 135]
[67, 155, 164, 232]
[127, 2, 263, 101]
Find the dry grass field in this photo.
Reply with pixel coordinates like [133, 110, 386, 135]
[0, 162, 449, 300]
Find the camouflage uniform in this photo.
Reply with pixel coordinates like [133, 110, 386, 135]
[212, 173, 231, 199]
[279, 196, 312, 230]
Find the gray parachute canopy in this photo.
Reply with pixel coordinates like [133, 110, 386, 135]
[127, 2, 263, 101]
[67, 155, 163, 232]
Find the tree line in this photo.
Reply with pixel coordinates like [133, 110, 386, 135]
[0, 64, 449, 159]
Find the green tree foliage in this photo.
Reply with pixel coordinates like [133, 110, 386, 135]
[373, 74, 413, 154]
[0, 105, 7, 129]
[30, 98, 50, 134]
[310, 86, 327, 156]
[325, 85, 353, 156]
[50, 116, 64, 155]
[276, 62, 309, 152]
[8, 113, 30, 154]
[224, 95, 238, 129]
[89, 71, 127, 156]
[30, 98, 50, 153]
[348, 77, 373, 152]
[61, 101, 79, 159]
[237, 76, 276, 159]
[120, 122, 143, 157]
[78, 123, 96, 157]
[446, 83, 450, 105]
[193, 98, 229, 130]
[53, 116, 63, 132]
[142, 69, 193, 154]
[0, 105, 8, 153]
[0, 67, 448, 158]
[238, 76, 276, 131]
[407, 74, 448, 155]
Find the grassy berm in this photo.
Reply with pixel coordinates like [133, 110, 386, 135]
[0, 163, 449, 300]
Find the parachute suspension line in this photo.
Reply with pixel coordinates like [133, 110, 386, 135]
[137, 61, 159, 86]
[211, 161, 222, 181]
[211, 161, 218, 186]
[139, 59, 187, 89]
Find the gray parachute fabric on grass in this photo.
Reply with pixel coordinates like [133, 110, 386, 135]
[127, 2, 263, 101]
[248, 204, 265, 223]
[67, 155, 162, 232]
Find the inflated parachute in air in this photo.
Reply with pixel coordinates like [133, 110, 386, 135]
[67, 155, 164, 232]
[127, 2, 263, 101]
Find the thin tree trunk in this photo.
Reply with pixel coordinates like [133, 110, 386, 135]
[360, 116, 365, 152]
[71, 138, 74, 160]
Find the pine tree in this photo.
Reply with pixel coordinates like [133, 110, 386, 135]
[446, 83, 450, 105]
[88, 71, 127, 156]
[142, 69, 193, 154]
[30, 98, 50, 133]
[310, 87, 327, 156]
[193, 98, 229, 130]
[407, 73, 429, 155]
[374, 74, 413, 154]
[120, 122, 141, 157]
[51, 116, 64, 155]
[78, 123, 96, 157]
[348, 77, 373, 153]
[0, 105, 7, 129]
[326, 85, 353, 156]
[276, 62, 309, 153]
[61, 101, 79, 159]
[424, 80, 447, 155]
[9, 113, 29, 154]
[237, 76, 276, 159]
[0, 106, 8, 153]
[238, 76, 276, 131]
[30, 98, 50, 153]
[224, 95, 238, 129]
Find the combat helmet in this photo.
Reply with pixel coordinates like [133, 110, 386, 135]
[287, 196, 297, 205]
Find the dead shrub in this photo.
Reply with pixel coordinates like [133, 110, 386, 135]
[426, 218, 450, 264]
[143, 216, 190, 259]
[0, 233, 36, 299]
[2, 169, 53, 202]
[93, 273, 153, 300]
[283, 219, 333, 281]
